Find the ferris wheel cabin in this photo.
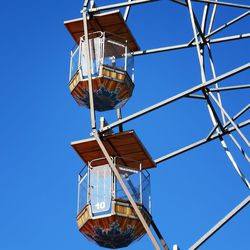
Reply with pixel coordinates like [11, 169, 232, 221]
[64, 11, 140, 111]
[71, 131, 156, 248]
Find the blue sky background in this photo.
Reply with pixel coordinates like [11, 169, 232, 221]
[0, 0, 249, 249]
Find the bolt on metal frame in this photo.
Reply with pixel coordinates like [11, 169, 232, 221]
[79, 0, 249, 249]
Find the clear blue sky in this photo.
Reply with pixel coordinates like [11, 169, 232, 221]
[0, 0, 249, 250]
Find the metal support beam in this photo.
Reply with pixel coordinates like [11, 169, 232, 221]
[187, 0, 250, 189]
[131, 33, 250, 57]
[209, 33, 250, 44]
[218, 104, 250, 163]
[206, 10, 250, 39]
[186, 94, 206, 100]
[207, 0, 217, 35]
[132, 42, 194, 56]
[205, 123, 219, 141]
[223, 104, 250, 129]
[124, 0, 133, 21]
[151, 219, 169, 250]
[92, 130, 165, 250]
[98, 63, 250, 133]
[132, 34, 250, 59]
[188, 9, 250, 43]
[189, 195, 250, 250]
[228, 133, 250, 163]
[87, 0, 159, 13]
[154, 118, 250, 188]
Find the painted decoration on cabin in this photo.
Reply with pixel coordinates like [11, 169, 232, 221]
[87, 221, 137, 248]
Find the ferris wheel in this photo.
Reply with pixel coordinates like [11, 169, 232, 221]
[64, 0, 250, 249]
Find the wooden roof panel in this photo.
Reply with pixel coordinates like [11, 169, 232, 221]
[71, 131, 156, 170]
[64, 10, 140, 51]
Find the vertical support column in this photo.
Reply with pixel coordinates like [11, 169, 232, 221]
[82, 8, 96, 129]
[173, 244, 180, 250]
[117, 108, 124, 132]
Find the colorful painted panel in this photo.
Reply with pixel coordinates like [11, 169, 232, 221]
[69, 68, 134, 111]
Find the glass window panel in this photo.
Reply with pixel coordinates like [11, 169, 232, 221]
[90, 165, 112, 215]
[142, 171, 151, 213]
[70, 46, 79, 79]
[116, 167, 140, 203]
[78, 168, 88, 213]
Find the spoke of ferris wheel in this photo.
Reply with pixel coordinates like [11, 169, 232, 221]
[154, 119, 250, 163]
[83, 0, 90, 7]
[201, 3, 209, 34]
[87, 0, 159, 13]
[206, 10, 250, 39]
[207, 48, 250, 162]
[223, 104, 250, 130]
[214, 104, 250, 164]
[191, 0, 250, 10]
[228, 133, 250, 163]
[209, 84, 250, 92]
[210, 33, 250, 44]
[206, 104, 250, 141]
[206, 44, 226, 124]
[202, 3, 226, 125]
[207, 0, 217, 34]
[131, 33, 250, 57]
[205, 123, 219, 141]
[188, 9, 250, 44]
[186, 94, 206, 99]
[173, 0, 250, 47]
[186, 0, 250, 190]
[209, 92, 250, 147]
[218, 136, 250, 189]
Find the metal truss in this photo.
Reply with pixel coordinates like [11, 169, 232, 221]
[81, 0, 250, 249]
